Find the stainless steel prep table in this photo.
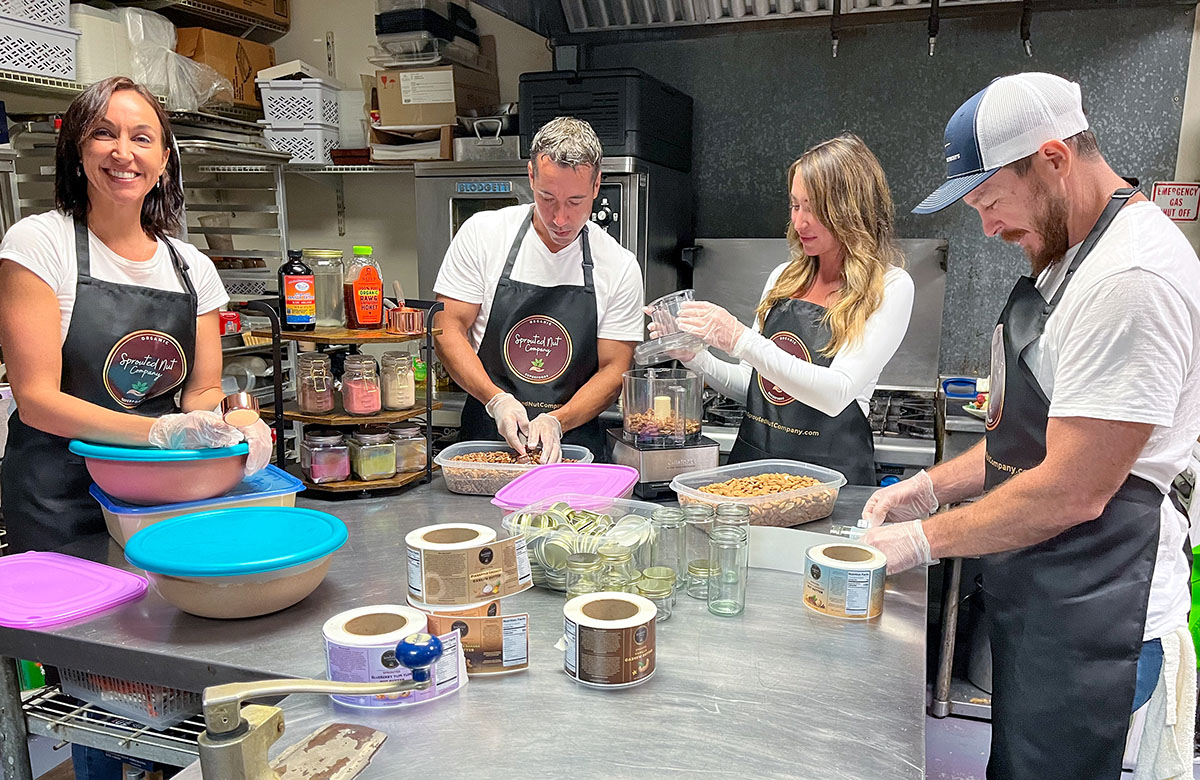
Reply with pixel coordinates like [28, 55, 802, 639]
[0, 481, 926, 780]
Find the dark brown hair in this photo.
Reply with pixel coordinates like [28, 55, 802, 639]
[54, 76, 184, 239]
[1007, 129, 1101, 177]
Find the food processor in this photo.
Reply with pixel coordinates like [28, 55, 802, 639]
[607, 368, 719, 498]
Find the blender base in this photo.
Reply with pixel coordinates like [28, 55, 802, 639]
[606, 428, 720, 498]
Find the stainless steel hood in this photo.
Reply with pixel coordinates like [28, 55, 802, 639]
[691, 237, 947, 391]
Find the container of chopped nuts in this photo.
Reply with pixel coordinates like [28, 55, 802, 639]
[434, 441, 594, 496]
[669, 459, 847, 527]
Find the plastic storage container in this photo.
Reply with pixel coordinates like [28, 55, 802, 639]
[501, 493, 659, 591]
[261, 120, 340, 164]
[257, 76, 340, 126]
[492, 463, 639, 511]
[434, 440, 594, 496]
[0, 14, 79, 79]
[90, 464, 304, 547]
[60, 669, 200, 730]
[68, 440, 249, 506]
[0, 0, 70, 27]
[670, 459, 847, 527]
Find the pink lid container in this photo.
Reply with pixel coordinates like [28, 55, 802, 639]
[491, 464, 639, 511]
[0, 551, 148, 629]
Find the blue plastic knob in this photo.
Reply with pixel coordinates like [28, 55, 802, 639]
[880, 475, 901, 487]
[396, 633, 443, 682]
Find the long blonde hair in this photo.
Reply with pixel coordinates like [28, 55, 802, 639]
[755, 134, 902, 356]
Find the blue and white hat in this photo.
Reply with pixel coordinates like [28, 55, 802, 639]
[913, 73, 1089, 214]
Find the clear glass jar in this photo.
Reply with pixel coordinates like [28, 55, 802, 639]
[650, 507, 686, 592]
[348, 425, 396, 481]
[380, 351, 416, 411]
[302, 248, 344, 328]
[641, 565, 679, 608]
[565, 552, 602, 599]
[388, 422, 427, 473]
[300, 428, 350, 484]
[715, 503, 751, 528]
[341, 355, 381, 416]
[683, 503, 716, 586]
[597, 544, 640, 593]
[296, 352, 335, 414]
[686, 559, 719, 600]
[708, 525, 749, 617]
[636, 577, 674, 622]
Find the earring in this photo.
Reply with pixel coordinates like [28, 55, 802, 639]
[75, 164, 83, 177]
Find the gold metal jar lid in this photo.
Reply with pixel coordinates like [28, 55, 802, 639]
[641, 566, 677, 582]
[597, 543, 633, 563]
[300, 248, 343, 258]
[566, 553, 601, 573]
[636, 577, 673, 598]
[687, 559, 720, 578]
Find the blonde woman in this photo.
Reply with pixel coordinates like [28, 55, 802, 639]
[673, 134, 914, 483]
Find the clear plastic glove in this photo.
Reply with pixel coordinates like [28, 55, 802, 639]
[676, 301, 747, 354]
[644, 305, 699, 362]
[237, 419, 273, 476]
[862, 519, 933, 575]
[859, 470, 939, 528]
[148, 410, 243, 450]
[526, 413, 563, 464]
[485, 391, 529, 453]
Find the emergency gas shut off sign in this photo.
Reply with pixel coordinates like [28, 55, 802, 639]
[1152, 182, 1200, 222]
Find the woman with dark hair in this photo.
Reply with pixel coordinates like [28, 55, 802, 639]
[0, 76, 271, 554]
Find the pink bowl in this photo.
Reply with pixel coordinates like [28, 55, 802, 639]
[84, 455, 248, 506]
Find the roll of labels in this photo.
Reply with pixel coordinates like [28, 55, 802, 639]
[404, 523, 534, 675]
[801, 542, 887, 620]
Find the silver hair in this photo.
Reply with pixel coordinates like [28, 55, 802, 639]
[529, 116, 603, 174]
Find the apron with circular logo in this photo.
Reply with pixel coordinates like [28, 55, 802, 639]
[728, 297, 876, 485]
[2, 218, 198, 553]
[457, 207, 605, 458]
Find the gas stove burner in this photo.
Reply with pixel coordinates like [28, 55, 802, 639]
[703, 393, 745, 428]
[897, 419, 935, 440]
[870, 391, 937, 439]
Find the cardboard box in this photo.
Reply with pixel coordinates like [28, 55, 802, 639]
[369, 125, 453, 163]
[176, 28, 276, 109]
[375, 61, 499, 128]
[203, 0, 289, 27]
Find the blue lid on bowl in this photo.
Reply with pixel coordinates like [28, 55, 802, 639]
[89, 465, 304, 515]
[124, 507, 347, 577]
[69, 440, 249, 462]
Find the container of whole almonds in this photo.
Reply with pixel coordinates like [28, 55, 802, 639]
[669, 459, 846, 527]
[434, 441, 594, 496]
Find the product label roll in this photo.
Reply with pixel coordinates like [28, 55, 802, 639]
[802, 543, 886, 619]
[408, 597, 531, 676]
[562, 593, 657, 688]
[405, 523, 532, 606]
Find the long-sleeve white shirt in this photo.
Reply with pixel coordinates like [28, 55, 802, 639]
[685, 264, 914, 418]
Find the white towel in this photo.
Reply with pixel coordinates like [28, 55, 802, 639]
[1132, 627, 1197, 780]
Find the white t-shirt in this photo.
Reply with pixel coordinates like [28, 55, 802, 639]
[0, 210, 229, 343]
[1024, 200, 1200, 641]
[686, 264, 915, 418]
[432, 204, 645, 348]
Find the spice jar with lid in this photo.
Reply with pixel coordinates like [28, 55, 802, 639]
[341, 355, 381, 416]
[380, 351, 416, 411]
[388, 422, 427, 473]
[598, 544, 640, 593]
[296, 352, 335, 414]
[300, 428, 350, 484]
[636, 576, 674, 622]
[641, 566, 679, 608]
[686, 559, 719, 600]
[565, 552, 603, 599]
[348, 425, 397, 481]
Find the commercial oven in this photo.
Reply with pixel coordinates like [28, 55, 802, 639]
[413, 157, 694, 302]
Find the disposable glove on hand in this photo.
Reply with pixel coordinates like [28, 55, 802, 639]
[675, 301, 747, 354]
[862, 519, 933, 575]
[859, 470, 939, 528]
[148, 410, 243, 450]
[644, 305, 698, 362]
[485, 391, 529, 453]
[237, 419, 273, 476]
[526, 413, 563, 464]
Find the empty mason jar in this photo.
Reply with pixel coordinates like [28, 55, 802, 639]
[650, 506, 686, 590]
[636, 576, 674, 622]
[708, 525, 749, 617]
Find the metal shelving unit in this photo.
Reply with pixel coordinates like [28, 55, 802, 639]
[0, 70, 167, 103]
[116, 0, 287, 43]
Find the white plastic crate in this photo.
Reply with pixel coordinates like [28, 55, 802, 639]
[217, 268, 274, 297]
[0, 14, 79, 79]
[257, 77, 340, 126]
[261, 120, 340, 164]
[60, 668, 201, 730]
[0, 0, 69, 28]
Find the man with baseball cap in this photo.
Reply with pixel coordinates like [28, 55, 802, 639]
[862, 73, 1200, 777]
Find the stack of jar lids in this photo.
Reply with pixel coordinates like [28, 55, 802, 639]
[508, 501, 653, 591]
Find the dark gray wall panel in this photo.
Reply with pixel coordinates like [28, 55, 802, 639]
[588, 6, 1194, 374]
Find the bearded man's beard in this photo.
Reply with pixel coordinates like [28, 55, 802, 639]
[999, 181, 1070, 275]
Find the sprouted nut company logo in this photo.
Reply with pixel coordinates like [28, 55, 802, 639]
[104, 330, 187, 409]
[504, 315, 572, 384]
[759, 331, 811, 405]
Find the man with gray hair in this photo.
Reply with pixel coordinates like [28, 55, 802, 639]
[434, 117, 643, 460]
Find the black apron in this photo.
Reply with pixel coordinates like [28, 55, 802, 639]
[728, 298, 876, 485]
[458, 207, 606, 458]
[2, 218, 197, 553]
[981, 189, 1162, 779]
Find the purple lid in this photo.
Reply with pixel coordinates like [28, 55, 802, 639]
[491, 464, 640, 511]
[0, 552, 148, 629]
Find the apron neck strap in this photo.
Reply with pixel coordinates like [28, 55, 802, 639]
[1048, 187, 1137, 309]
[162, 235, 197, 300]
[500, 205, 596, 293]
[75, 217, 197, 301]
